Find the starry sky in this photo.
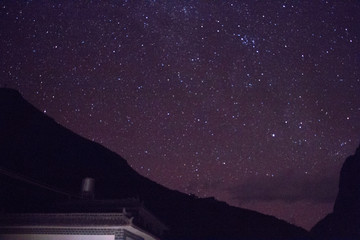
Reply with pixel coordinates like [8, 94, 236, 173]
[1, 0, 359, 230]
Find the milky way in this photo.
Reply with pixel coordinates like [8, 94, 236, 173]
[1, 1, 359, 230]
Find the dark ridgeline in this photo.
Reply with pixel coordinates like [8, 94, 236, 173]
[311, 145, 360, 239]
[0, 88, 310, 239]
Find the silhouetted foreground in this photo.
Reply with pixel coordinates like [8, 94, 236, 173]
[3, 87, 353, 239]
[311, 146, 360, 239]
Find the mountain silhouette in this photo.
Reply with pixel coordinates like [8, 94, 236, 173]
[311, 145, 360, 239]
[0, 88, 309, 239]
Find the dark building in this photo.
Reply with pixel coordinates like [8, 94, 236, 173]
[0, 178, 168, 240]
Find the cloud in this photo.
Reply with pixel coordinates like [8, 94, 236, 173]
[230, 170, 339, 204]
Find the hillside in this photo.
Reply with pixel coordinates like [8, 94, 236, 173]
[0, 88, 309, 240]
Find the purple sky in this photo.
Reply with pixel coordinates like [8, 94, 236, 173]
[1, 0, 359, 230]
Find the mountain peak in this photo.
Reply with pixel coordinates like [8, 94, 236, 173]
[0, 88, 23, 105]
[333, 143, 360, 214]
[311, 144, 360, 239]
[0, 87, 22, 96]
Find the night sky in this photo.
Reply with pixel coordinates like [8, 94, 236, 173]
[1, 0, 359, 230]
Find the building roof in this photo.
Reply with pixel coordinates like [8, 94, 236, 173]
[0, 198, 168, 239]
